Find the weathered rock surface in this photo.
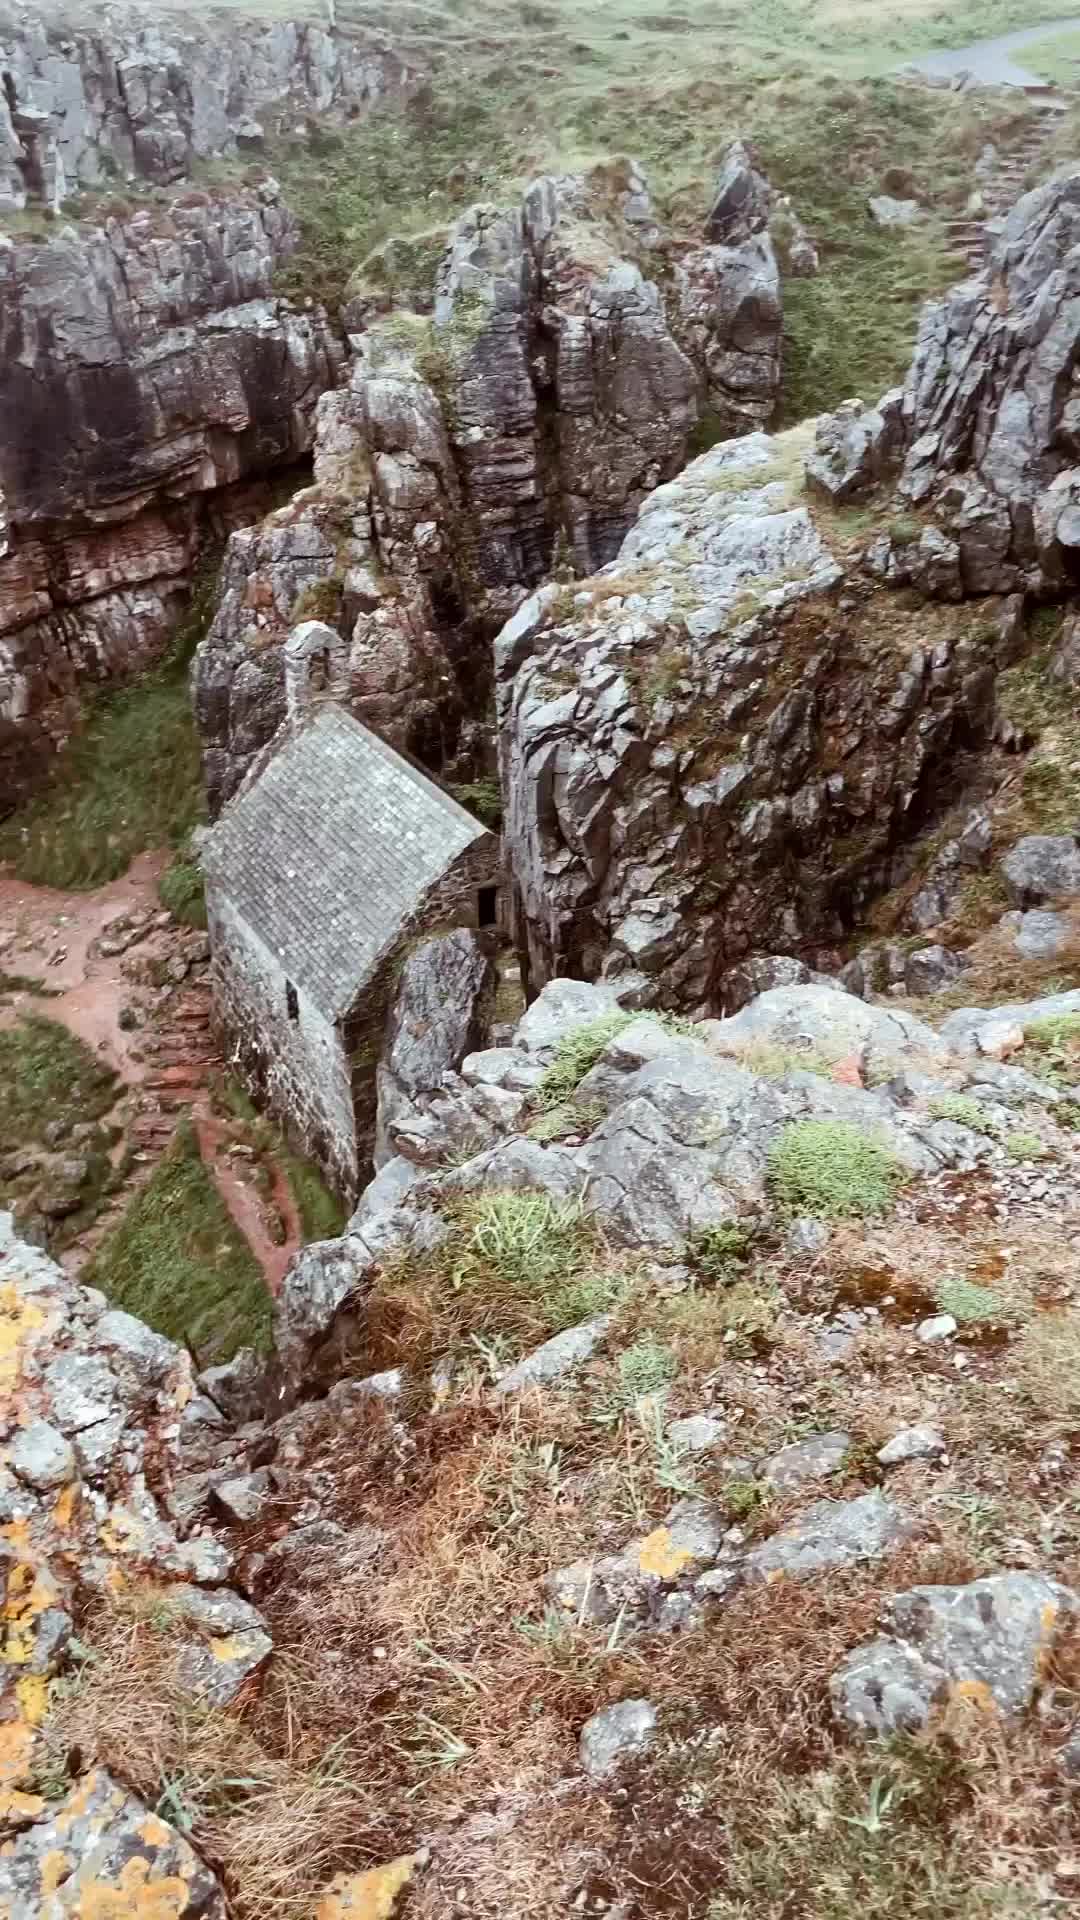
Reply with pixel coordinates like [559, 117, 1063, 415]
[1000, 834, 1080, 908]
[0, 9, 409, 211]
[0, 1212, 270, 1831]
[1, 179, 341, 794]
[375, 929, 494, 1168]
[832, 1573, 1080, 1734]
[496, 424, 1004, 1007]
[278, 978, 1015, 1380]
[579, 1698, 658, 1781]
[194, 155, 797, 810]
[896, 169, 1080, 594]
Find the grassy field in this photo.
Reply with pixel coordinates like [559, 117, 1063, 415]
[85, 1121, 273, 1363]
[0, 1016, 120, 1249]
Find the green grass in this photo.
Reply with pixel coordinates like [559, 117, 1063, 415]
[85, 1121, 272, 1364]
[0, 579, 214, 890]
[927, 1093, 1001, 1137]
[1003, 1130, 1048, 1163]
[686, 1221, 757, 1280]
[451, 1191, 615, 1329]
[704, 1734, 1042, 1919]
[767, 1120, 904, 1220]
[935, 1274, 1028, 1327]
[277, 1145, 348, 1243]
[0, 1015, 117, 1159]
[1018, 26, 1080, 86]
[0, 1016, 119, 1248]
[158, 855, 207, 930]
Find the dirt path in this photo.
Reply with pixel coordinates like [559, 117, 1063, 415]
[0, 856, 302, 1293]
[903, 17, 1080, 88]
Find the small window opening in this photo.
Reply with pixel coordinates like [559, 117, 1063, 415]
[286, 980, 299, 1022]
[309, 649, 329, 693]
[477, 885, 498, 929]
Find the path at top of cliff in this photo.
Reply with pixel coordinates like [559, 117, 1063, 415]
[901, 16, 1080, 87]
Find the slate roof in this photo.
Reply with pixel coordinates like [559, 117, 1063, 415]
[202, 707, 489, 1018]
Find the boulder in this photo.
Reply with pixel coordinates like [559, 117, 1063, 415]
[579, 1698, 659, 1782]
[868, 195, 923, 228]
[1000, 835, 1080, 908]
[743, 1491, 914, 1583]
[832, 1573, 1080, 1734]
[762, 1430, 850, 1492]
[804, 393, 904, 503]
[495, 1315, 611, 1395]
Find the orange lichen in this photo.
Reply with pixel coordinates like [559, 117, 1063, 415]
[948, 1678, 998, 1714]
[636, 1527, 693, 1580]
[0, 1717, 38, 1791]
[15, 1673, 48, 1726]
[0, 1783, 45, 1822]
[53, 1483, 78, 1531]
[69, 1852, 197, 1919]
[0, 1283, 47, 1392]
[315, 1856, 417, 1920]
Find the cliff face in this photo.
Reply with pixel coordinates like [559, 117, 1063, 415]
[193, 151, 793, 814]
[0, 9, 410, 211]
[0, 179, 342, 796]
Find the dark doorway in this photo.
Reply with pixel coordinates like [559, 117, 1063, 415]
[286, 980, 299, 1021]
[477, 886, 498, 929]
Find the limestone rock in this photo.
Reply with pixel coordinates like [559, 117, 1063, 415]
[941, 988, 1080, 1054]
[899, 170, 1080, 593]
[1000, 835, 1080, 908]
[877, 1425, 946, 1466]
[868, 195, 923, 228]
[804, 393, 904, 503]
[375, 930, 495, 1169]
[497, 424, 1002, 1006]
[0, 1766, 227, 1917]
[832, 1573, 1080, 1734]
[1, 181, 341, 798]
[579, 1698, 658, 1782]
[495, 1315, 611, 1395]
[762, 1430, 850, 1492]
[743, 1491, 914, 1583]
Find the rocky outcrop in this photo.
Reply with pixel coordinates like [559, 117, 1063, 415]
[0, 9, 410, 212]
[496, 424, 1004, 1008]
[374, 928, 495, 1168]
[194, 155, 796, 812]
[274, 976, 1024, 1386]
[0, 179, 342, 795]
[0, 1214, 270, 1855]
[888, 169, 1080, 594]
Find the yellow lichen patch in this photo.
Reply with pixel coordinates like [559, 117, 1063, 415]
[56, 1767, 110, 1828]
[0, 1716, 37, 1791]
[139, 1817, 174, 1848]
[41, 1847, 71, 1895]
[52, 1482, 78, 1532]
[948, 1678, 998, 1714]
[70, 1852, 195, 1919]
[99, 1507, 149, 1555]
[0, 1282, 47, 1391]
[15, 1672, 48, 1726]
[636, 1527, 693, 1581]
[2, 1557, 59, 1665]
[0, 1783, 45, 1822]
[315, 1855, 417, 1920]
[209, 1634, 252, 1663]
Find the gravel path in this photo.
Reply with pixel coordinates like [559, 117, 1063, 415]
[903, 16, 1080, 88]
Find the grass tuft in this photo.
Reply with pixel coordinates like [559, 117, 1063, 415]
[767, 1120, 903, 1221]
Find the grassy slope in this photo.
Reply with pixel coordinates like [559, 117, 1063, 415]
[84, 1120, 272, 1363]
[0, 1016, 120, 1249]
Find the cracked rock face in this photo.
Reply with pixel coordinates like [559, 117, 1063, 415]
[0, 180, 342, 797]
[896, 169, 1080, 594]
[193, 155, 794, 811]
[0, 10, 410, 212]
[496, 425, 1003, 1008]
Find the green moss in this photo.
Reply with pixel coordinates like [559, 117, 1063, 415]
[767, 1120, 903, 1220]
[85, 1121, 272, 1364]
[448, 777, 503, 829]
[935, 1275, 1028, 1326]
[1003, 1130, 1048, 1163]
[536, 1009, 696, 1109]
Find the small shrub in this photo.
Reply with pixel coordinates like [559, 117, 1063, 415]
[593, 1337, 678, 1423]
[687, 1221, 756, 1281]
[767, 1121, 903, 1220]
[451, 1191, 618, 1331]
[1004, 1130, 1048, 1162]
[536, 1009, 695, 1109]
[158, 855, 206, 929]
[722, 1478, 768, 1520]
[290, 577, 343, 624]
[448, 777, 503, 829]
[935, 1275, 1027, 1327]
[928, 1094, 999, 1138]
